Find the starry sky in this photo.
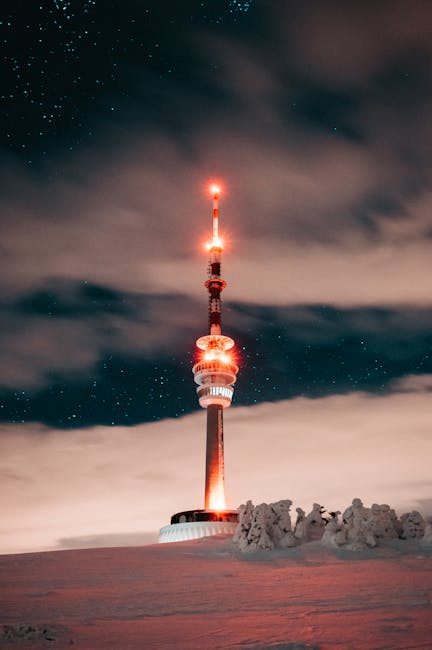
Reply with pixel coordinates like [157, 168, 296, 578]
[1, 0, 432, 553]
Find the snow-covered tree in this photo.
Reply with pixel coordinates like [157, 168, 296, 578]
[233, 497, 429, 553]
[400, 510, 425, 539]
[420, 517, 432, 547]
[340, 498, 376, 549]
[367, 504, 399, 539]
[233, 500, 297, 551]
[304, 503, 326, 541]
[246, 503, 274, 551]
[270, 500, 297, 548]
[233, 500, 254, 547]
[321, 512, 347, 548]
[294, 507, 306, 541]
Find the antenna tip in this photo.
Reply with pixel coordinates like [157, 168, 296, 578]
[209, 183, 221, 198]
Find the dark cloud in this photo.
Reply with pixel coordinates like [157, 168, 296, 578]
[276, 0, 432, 87]
[0, 282, 430, 427]
[2, 0, 432, 318]
[0, 281, 201, 392]
[1, 128, 431, 310]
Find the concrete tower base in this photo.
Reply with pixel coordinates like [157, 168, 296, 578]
[158, 509, 238, 544]
[159, 520, 237, 543]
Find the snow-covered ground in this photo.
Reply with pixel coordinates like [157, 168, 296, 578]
[1, 535, 431, 649]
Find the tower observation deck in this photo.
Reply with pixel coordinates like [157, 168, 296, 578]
[159, 184, 239, 543]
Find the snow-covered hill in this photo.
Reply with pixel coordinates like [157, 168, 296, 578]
[1, 535, 431, 649]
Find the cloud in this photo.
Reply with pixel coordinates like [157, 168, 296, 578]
[272, 0, 432, 87]
[391, 374, 432, 393]
[0, 288, 431, 408]
[153, 237, 432, 307]
[0, 284, 204, 389]
[1, 388, 431, 554]
[2, 2, 432, 311]
[1, 126, 431, 310]
[0, 286, 430, 419]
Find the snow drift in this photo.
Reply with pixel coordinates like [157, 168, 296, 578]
[1, 534, 431, 649]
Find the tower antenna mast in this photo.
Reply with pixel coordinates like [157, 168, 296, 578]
[159, 183, 239, 542]
[193, 184, 239, 510]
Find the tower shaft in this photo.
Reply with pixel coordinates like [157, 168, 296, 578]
[205, 404, 224, 509]
[158, 184, 240, 543]
[192, 184, 238, 512]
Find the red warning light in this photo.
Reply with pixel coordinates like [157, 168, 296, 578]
[209, 183, 221, 197]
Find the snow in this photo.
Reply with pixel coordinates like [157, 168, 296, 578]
[1, 534, 431, 649]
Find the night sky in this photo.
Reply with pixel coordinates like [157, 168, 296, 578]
[1, 1, 431, 553]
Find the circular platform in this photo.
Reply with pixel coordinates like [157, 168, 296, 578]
[159, 520, 238, 544]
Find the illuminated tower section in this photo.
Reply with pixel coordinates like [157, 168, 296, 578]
[159, 184, 239, 543]
[193, 185, 239, 510]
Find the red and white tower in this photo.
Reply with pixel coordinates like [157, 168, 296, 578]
[193, 184, 239, 510]
[159, 184, 239, 543]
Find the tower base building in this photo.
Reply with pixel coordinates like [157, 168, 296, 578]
[159, 184, 239, 543]
[159, 509, 238, 544]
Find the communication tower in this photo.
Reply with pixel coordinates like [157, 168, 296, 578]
[159, 185, 239, 543]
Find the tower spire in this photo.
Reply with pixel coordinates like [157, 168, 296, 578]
[193, 184, 239, 510]
[159, 184, 240, 543]
[211, 183, 220, 244]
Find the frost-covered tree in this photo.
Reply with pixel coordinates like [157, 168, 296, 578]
[400, 510, 425, 539]
[367, 504, 399, 539]
[246, 503, 274, 551]
[233, 497, 429, 553]
[270, 500, 297, 548]
[304, 503, 326, 541]
[233, 500, 254, 547]
[321, 512, 347, 548]
[342, 498, 376, 550]
[294, 507, 306, 541]
[389, 506, 403, 537]
[420, 517, 432, 547]
[233, 500, 298, 551]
